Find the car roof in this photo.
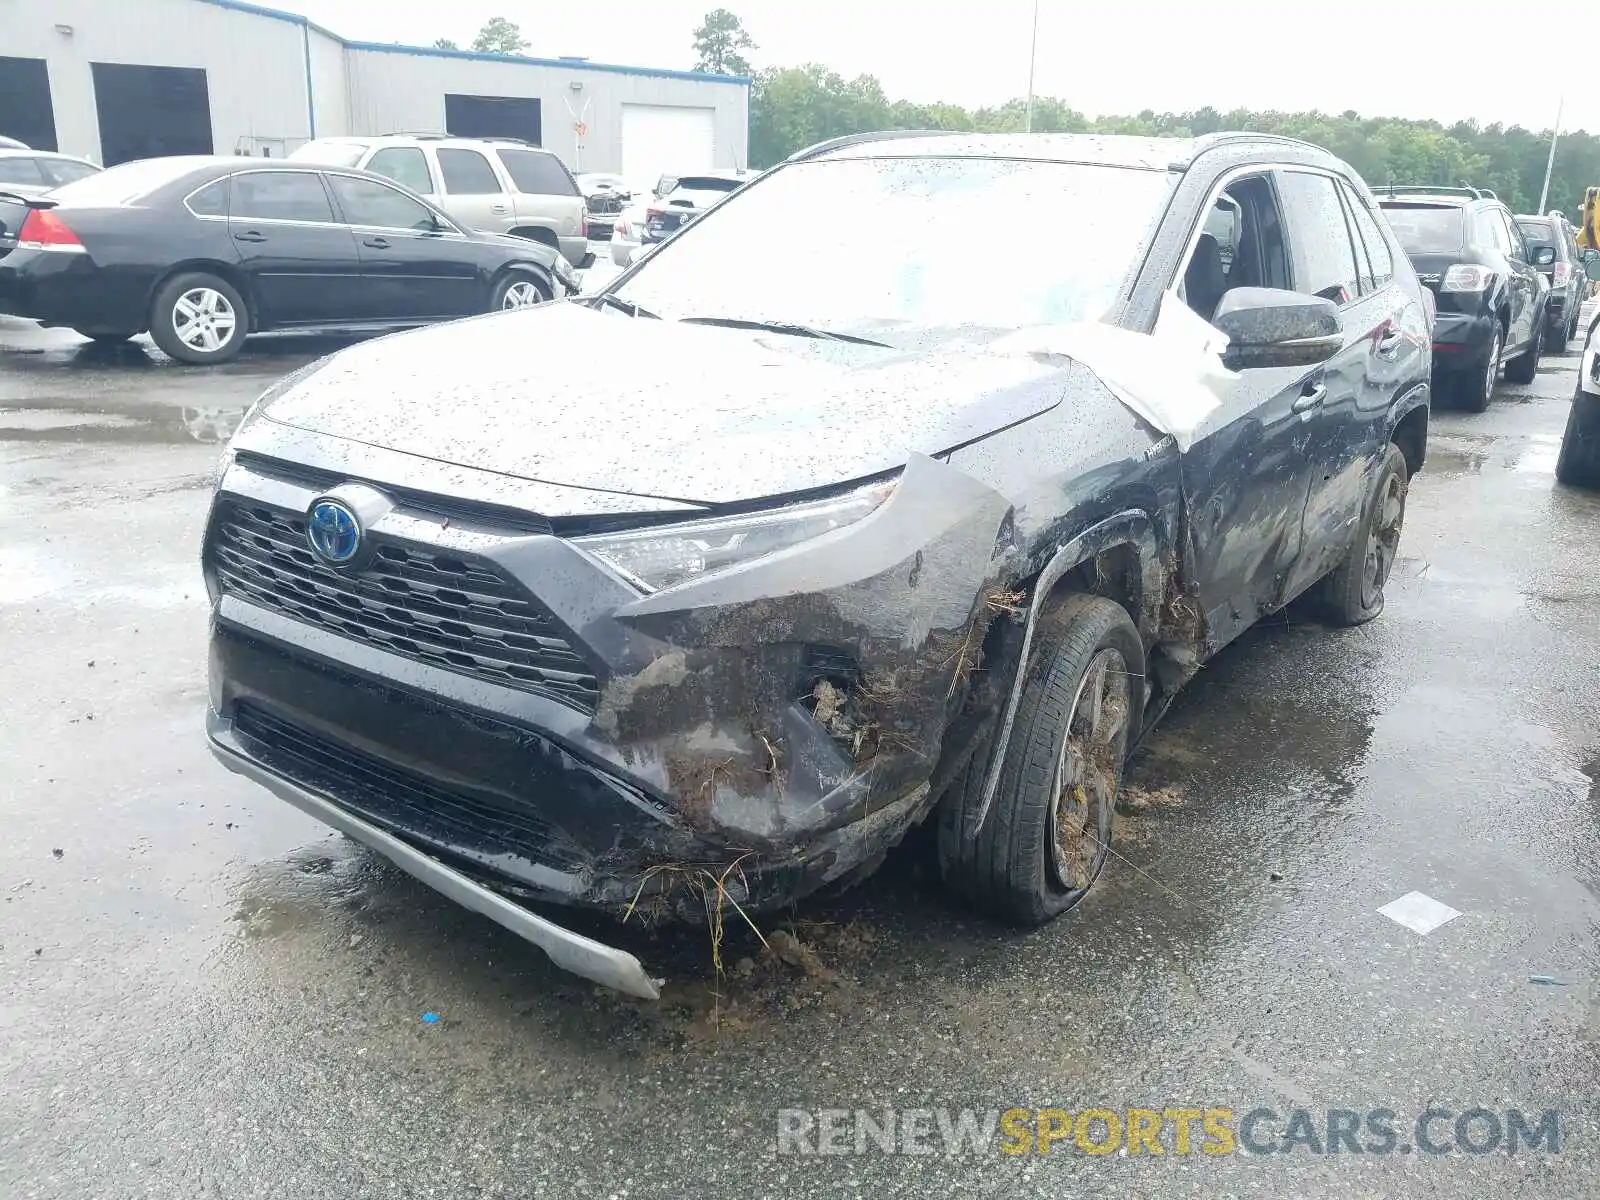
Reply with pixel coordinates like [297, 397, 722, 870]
[795, 130, 1353, 173]
[321, 133, 556, 153]
[0, 147, 96, 163]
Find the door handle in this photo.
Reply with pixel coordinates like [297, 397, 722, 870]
[362, 236, 391, 249]
[490, 204, 509, 214]
[232, 230, 266, 243]
[1376, 328, 1404, 358]
[1292, 383, 1328, 413]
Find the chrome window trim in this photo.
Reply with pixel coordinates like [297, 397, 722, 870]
[181, 166, 468, 237]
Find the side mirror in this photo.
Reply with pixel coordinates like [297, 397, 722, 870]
[1211, 287, 1343, 371]
[1531, 244, 1557, 266]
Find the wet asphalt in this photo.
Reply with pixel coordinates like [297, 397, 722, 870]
[2, 297, 1598, 1199]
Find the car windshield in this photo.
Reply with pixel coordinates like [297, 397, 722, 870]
[1379, 204, 1465, 253]
[288, 140, 370, 168]
[1515, 219, 1552, 243]
[614, 156, 1175, 335]
[44, 157, 209, 205]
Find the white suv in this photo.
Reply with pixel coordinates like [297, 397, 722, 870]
[290, 135, 590, 267]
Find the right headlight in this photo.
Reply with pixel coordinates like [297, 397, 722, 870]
[572, 479, 896, 593]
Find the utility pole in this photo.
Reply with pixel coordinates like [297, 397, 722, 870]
[1538, 94, 1564, 215]
[1024, 0, 1039, 133]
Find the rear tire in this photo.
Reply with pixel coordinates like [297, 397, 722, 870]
[937, 594, 1143, 926]
[1555, 385, 1600, 489]
[1457, 326, 1500, 413]
[1505, 316, 1543, 384]
[147, 272, 248, 364]
[1318, 443, 1408, 626]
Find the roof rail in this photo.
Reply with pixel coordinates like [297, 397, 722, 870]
[786, 129, 949, 164]
[386, 131, 539, 146]
[1379, 183, 1484, 200]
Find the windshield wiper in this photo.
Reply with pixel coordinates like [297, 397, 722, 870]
[676, 316, 890, 347]
[581, 293, 658, 319]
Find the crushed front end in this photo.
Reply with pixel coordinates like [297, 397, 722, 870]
[202, 437, 1015, 986]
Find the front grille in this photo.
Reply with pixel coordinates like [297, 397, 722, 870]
[233, 703, 590, 872]
[587, 195, 623, 215]
[211, 499, 600, 711]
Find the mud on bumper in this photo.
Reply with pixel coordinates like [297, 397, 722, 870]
[203, 451, 1015, 973]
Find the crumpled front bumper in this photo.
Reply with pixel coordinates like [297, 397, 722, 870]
[208, 708, 663, 999]
[203, 448, 1017, 980]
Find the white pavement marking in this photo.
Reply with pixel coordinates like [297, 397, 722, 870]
[1377, 891, 1463, 936]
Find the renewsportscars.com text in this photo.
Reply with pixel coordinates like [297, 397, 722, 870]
[775, 1106, 1561, 1158]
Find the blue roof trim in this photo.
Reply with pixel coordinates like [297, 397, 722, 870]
[193, 0, 750, 86]
[343, 40, 751, 85]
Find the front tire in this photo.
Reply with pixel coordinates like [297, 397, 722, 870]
[1318, 443, 1408, 626]
[147, 273, 247, 364]
[1505, 316, 1543, 384]
[1555, 385, 1600, 489]
[490, 272, 551, 311]
[938, 594, 1143, 926]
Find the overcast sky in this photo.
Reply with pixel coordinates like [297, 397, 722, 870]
[286, 0, 1583, 135]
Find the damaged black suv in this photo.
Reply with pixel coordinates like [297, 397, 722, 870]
[204, 131, 1431, 998]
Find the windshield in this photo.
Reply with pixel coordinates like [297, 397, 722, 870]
[45, 157, 209, 205]
[1379, 204, 1465, 254]
[614, 156, 1174, 335]
[1514, 218, 1553, 245]
[288, 140, 370, 168]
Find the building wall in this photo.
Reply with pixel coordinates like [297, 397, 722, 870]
[344, 47, 748, 175]
[0, 0, 748, 173]
[4, 0, 314, 161]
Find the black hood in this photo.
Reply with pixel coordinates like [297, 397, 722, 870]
[256, 302, 1070, 505]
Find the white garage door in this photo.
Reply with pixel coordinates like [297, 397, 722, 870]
[621, 104, 715, 185]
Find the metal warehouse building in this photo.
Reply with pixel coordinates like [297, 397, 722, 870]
[0, 0, 750, 179]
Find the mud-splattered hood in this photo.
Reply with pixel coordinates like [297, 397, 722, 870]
[254, 301, 1069, 505]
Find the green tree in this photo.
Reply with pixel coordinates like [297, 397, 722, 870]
[693, 9, 756, 76]
[471, 17, 528, 55]
[433, 38, 459, 50]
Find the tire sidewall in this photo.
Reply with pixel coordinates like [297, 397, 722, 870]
[149, 273, 247, 364]
[988, 599, 1144, 924]
[491, 271, 551, 312]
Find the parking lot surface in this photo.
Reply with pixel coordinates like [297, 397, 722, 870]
[2, 304, 1598, 1198]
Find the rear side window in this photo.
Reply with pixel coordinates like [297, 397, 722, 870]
[495, 149, 578, 196]
[231, 171, 334, 223]
[436, 148, 503, 195]
[367, 147, 434, 196]
[1277, 170, 1361, 306]
[1339, 182, 1394, 293]
[187, 177, 228, 216]
[0, 157, 45, 186]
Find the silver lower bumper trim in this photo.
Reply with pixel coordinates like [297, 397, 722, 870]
[207, 713, 662, 1000]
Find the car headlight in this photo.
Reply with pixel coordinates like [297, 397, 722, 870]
[552, 257, 577, 290]
[572, 479, 897, 593]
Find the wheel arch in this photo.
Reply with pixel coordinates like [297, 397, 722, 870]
[145, 260, 256, 331]
[489, 261, 555, 305]
[1389, 384, 1430, 477]
[960, 509, 1163, 840]
[509, 225, 559, 250]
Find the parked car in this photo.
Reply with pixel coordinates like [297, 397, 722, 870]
[0, 156, 576, 363]
[203, 131, 1429, 998]
[0, 149, 101, 262]
[1377, 186, 1548, 411]
[290, 135, 591, 268]
[1515, 212, 1585, 347]
[640, 169, 755, 245]
[0, 134, 28, 150]
[577, 172, 630, 241]
[1557, 260, 1600, 487]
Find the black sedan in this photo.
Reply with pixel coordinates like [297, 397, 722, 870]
[0, 156, 578, 363]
